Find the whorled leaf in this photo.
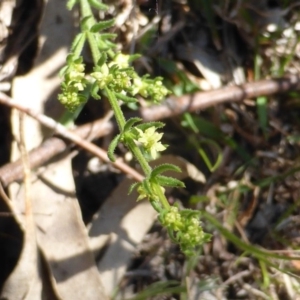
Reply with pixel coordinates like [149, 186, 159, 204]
[70, 33, 86, 55]
[59, 65, 68, 77]
[107, 133, 121, 162]
[123, 117, 142, 132]
[128, 182, 139, 195]
[128, 54, 141, 63]
[155, 175, 185, 188]
[97, 52, 107, 67]
[135, 121, 165, 132]
[90, 82, 100, 99]
[151, 163, 182, 178]
[88, 0, 108, 11]
[150, 200, 163, 212]
[115, 92, 138, 103]
[81, 16, 92, 31]
[141, 179, 154, 200]
[90, 19, 115, 33]
[99, 33, 117, 40]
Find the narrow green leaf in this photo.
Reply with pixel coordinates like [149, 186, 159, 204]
[182, 115, 223, 139]
[197, 138, 223, 172]
[180, 208, 201, 219]
[88, 0, 108, 11]
[128, 54, 141, 63]
[99, 33, 117, 40]
[97, 52, 107, 67]
[142, 179, 153, 196]
[66, 53, 75, 64]
[97, 44, 110, 51]
[128, 182, 139, 195]
[70, 33, 86, 57]
[259, 260, 270, 288]
[90, 19, 115, 33]
[183, 113, 199, 133]
[135, 122, 165, 132]
[151, 164, 181, 178]
[202, 211, 300, 261]
[109, 64, 119, 72]
[150, 200, 162, 212]
[105, 40, 117, 48]
[127, 280, 183, 300]
[59, 65, 68, 77]
[123, 117, 142, 132]
[189, 195, 210, 205]
[87, 31, 101, 63]
[81, 16, 92, 31]
[155, 175, 185, 188]
[115, 93, 137, 103]
[108, 134, 121, 162]
[70, 33, 84, 54]
[91, 82, 100, 99]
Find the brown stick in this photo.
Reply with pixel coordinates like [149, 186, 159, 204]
[0, 75, 299, 186]
[0, 116, 115, 187]
[140, 75, 300, 121]
[0, 92, 143, 183]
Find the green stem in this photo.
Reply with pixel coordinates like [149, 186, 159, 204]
[152, 180, 171, 210]
[87, 32, 101, 64]
[126, 140, 169, 210]
[126, 139, 151, 176]
[105, 87, 126, 130]
[80, 0, 101, 64]
[79, 0, 95, 27]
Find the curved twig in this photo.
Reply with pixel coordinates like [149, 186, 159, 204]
[0, 74, 299, 186]
[0, 92, 144, 183]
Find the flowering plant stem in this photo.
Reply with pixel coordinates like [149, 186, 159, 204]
[59, 0, 211, 255]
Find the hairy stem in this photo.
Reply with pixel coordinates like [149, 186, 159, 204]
[152, 179, 171, 210]
[104, 87, 126, 131]
[126, 139, 151, 176]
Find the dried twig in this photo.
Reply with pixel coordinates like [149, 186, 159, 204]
[0, 92, 143, 182]
[0, 75, 300, 186]
[140, 75, 300, 121]
[0, 114, 115, 186]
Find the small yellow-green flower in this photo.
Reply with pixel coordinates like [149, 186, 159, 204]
[164, 207, 183, 230]
[136, 182, 165, 201]
[109, 53, 130, 68]
[91, 70, 113, 90]
[136, 127, 166, 159]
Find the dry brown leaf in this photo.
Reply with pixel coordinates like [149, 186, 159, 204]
[89, 177, 156, 295]
[1, 183, 43, 299]
[1, 0, 108, 298]
[175, 45, 224, 89]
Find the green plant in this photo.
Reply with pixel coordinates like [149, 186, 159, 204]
[58, 0, 211, 255]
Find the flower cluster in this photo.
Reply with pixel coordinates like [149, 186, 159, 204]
[131, 76, 170, 103]
[91, 57, 133, 94]
[108, 53, 131, 68]
[136, 183, 165, 202]
[160, 207, 210, 255]
[135, 126, 166, 159]
[58, 56, 88, 112]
